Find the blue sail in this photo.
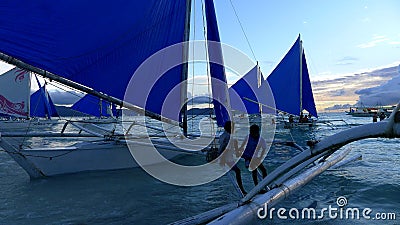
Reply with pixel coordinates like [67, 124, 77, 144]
[47, 93, 58, 118]
[30, 85, 59, 118]
[205, 0, 231, 127]
[267, 36, 301, 116]
[266, 35, 317, 117]
[229, 66, 263, 114]
[229, 65, 276, 115]
[0, 1, 188, 120]
[71, 94, 114, 117]
[301, 51, 318, 117]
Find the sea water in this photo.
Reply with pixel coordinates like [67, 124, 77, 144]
[0, 113, 399, 224]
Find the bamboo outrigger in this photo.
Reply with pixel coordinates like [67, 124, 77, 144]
[172, 102, 400, 224]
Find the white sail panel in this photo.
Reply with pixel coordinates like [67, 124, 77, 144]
[0, 68, 30, 117]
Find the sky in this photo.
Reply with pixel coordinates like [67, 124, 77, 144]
[191, 0, 400, 111]
[211, 0, 400, 79]
[0, 0, 399, 112]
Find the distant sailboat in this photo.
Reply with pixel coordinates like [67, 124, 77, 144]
[30, 75, 59, 119]
[266, 35, 318, 128]
[228, 64, 276, 127]
[71, 94, 119, 118]
[229, 65, 272, 114]
[0, 68, 59, 131]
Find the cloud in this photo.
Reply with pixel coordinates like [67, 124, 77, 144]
[336, 56, 359, 66]
[325, 104, 353, 111]
[357, 35, 390, 48]
[313, 65, 399, 111]
[47, 90, 82, 105]
[338, 56, 359, 62]
[330, 89, 346, 97]
[389, 41, 400, 45]
[188, 95, 212, 104]
[356, 71, 400, 106]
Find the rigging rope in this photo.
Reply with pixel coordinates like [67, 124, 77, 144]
[229, 0, 257, 62]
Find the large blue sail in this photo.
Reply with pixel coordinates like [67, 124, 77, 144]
[71, 94, 114, 117]
[205, 0, 231, 127]
[266, 35, 317, 117]
[301, 51, 318, 117]
[0, 1, 188, 120]
[266, 36, 302, 116]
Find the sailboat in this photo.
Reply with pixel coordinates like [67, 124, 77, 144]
[71, 94, 118, 118]
[0, 68, 59, 131]
[70, 94, 121, 125]
[30, 74, 59, 119]
[0, 0, 233, 179]
[228, 64, 276, 127]
[266, 35, 318, 129]
[1, 1, 400, 224]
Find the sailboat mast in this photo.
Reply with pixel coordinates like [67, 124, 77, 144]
[99, 98, 103, 117]
[0, 52, 178, 126]
[181, 0, 192, 136]
[257, 61, 262, 114]
[299, 34, 303, 114]
[27, 72, 32, 119]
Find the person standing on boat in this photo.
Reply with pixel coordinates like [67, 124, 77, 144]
[218, 121, 247, 195]
[239, 124, 268, 187]
[288, 115, 294, 123]
[299, 112, 304, 123]
[379, 112, 386, 121]
[373, 113, 378, 122]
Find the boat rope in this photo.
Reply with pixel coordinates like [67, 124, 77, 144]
[228, 0, 257, 62]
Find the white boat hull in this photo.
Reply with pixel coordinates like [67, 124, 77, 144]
[283, 120, 316, 129]
[1, 138, 188, 178]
